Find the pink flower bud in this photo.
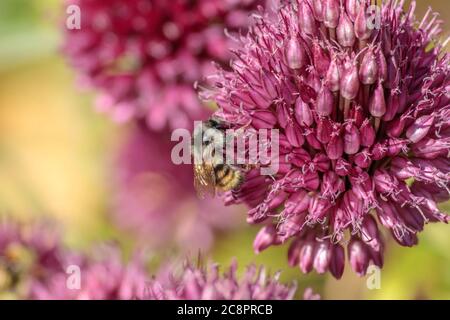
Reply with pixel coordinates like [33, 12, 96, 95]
[412, 138, 448, 159]
[313, 41, 331, 75]
[299, 241, 315, 273]
[343, 189, 363, 216]
[291, 148, 311, 168]
[335, 158, 353, 176]
[313, 242, 331, 274]
[349, 104, 364, 127]
[253, 225, 278, 253]
[305, 129, 323, 150]
[307, 70, 322, 92]
[323, 0, 340, 29]
[359, 48, 378, 85]
[286, 122, 305, 147]
[309, 196, 332, 221]
[252, 110, 278, 129]
[383, 92, 400, 121]
[321, 171, 345, 199]
[329, 244, 345, 279]
[316, 85, 334, 116]
[285, 37, 306, 70]
[354, 2, 371, 40]
[390, 157, 416, 180]
[386, 138, 407, 157]
[345, 0, 360, 21]
[397, 90, 407, 114]
[326, 134, 344, 160]
[386, 116, 406, 138]
[406, 114, 435, 143]
[340, 62, 360, 100]
[276, 104, 290, 128]
[298, 0, 318, 36]
[398, 205, 424, 232]
[360, 215, 381, 251]
[312, 0, 325, 21]
[313, 153, 331, 172]
[262, 71, 278, 99]
[348, 239, 370, 276]
[344, 123, 361, 155]
[391, 229, 418, 247]
[299, 81, 318, 103]
[249, 90, 271, 109]
[286, 190, 311, 215]
[386, 56, 399, 90]
[295, 98, 314, 126]
[304, 171, 321, 191]
[288, 240, 301, 266]
[369, 82, 386, 117]
[382, 27, 392, 55]
[360, 119, 375, 147]
[377, 50, 388, 82]
[371, 142, 387, 160]
[267, 191, 289, 211]
[281, 81, 295, 105]
[337, 8, 355, 47]
[317, 117, 333, 143]
[325, 55, 341, 92]
[354, 148, 372, 168]
[375, 200, 401, 231]
[278, 214, 306, 242]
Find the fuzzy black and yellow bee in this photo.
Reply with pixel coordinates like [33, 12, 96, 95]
[192, 118, 244, 198]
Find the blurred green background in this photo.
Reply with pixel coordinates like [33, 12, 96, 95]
[0, 0, 448, 299]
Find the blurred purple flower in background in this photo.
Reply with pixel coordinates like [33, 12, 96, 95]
[30, 245, 149, 300]
[146, 259, 311, 300]
[1, 219, 310, 300]
[63, 0, 264, 131]
[202, 0, 449, 278]
[0, 219, 65, 298]
[0, 219, 149, 300]
[32, 252, 310, 300]
[113, 122, 244, 251]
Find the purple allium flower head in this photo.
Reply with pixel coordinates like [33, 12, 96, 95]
[2, 219, 317, 300]
[145, 259, 310, 300]
[113, 123, 243, 251]
[63, 0, 264, 131]
[202, 0, 449, 278]
[0, 219, 65, 298]
[29, 245, 149, 300]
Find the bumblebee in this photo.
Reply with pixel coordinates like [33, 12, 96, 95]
[192, 118, 244, 198]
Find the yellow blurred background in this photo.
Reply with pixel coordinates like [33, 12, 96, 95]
[0, 0, 448, 299]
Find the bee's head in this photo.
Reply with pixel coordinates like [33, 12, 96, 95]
[193, 119, 225, 147]
[202, 126, 224, 147]
[207, 118, 222, 129]
[192, 119, 226, 165]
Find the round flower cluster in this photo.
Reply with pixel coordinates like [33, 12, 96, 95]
[1, 219, 304, 300]
[64, 0, 263, 131]
[202, 0, 449, 278]
[29, 246, 149, 300]
[145, 260, 315, 300]
[0, 219, 65, 298]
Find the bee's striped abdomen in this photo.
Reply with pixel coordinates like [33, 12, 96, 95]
[215, 165, 243, 192]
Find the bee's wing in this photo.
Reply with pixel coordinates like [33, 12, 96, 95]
[193, 164, 216, 199]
